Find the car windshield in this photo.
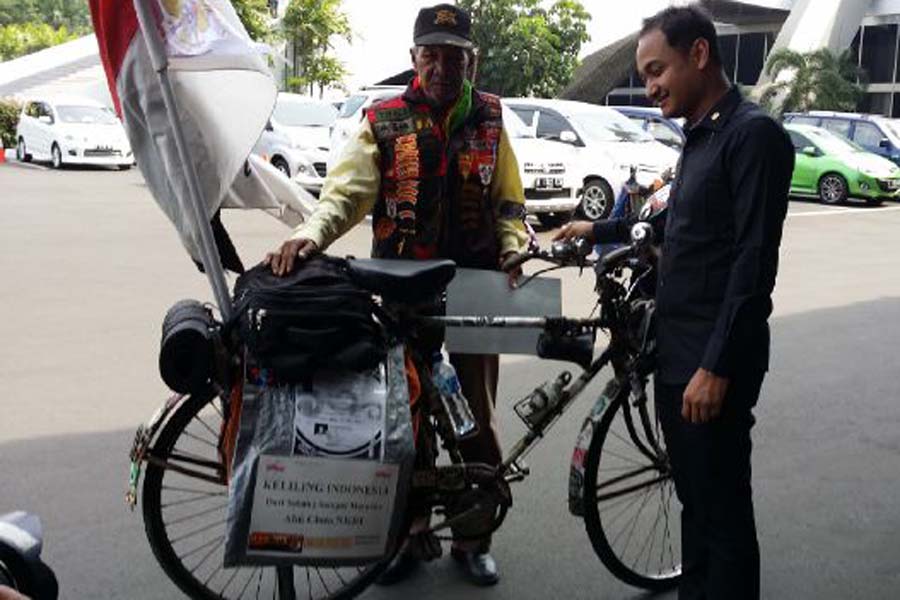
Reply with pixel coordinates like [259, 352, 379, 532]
[501, 105, 533, 138]
[56, 105, 118, 125]
[273, 100, 338, 127]
[568, 108, 654, 143]
[804, 127, 865, 155]
[338, 95, 367, 119]
[879, 118, 900, 144]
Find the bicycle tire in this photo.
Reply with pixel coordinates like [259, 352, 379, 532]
[142, 389, 400, 600]
[582, 394, 681, 591]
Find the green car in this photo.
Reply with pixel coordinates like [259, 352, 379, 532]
[785, 123, 900, 206]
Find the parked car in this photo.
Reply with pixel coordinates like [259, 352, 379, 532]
[15, 95, 133, 169]
[783, 111, 900, 166]
[505, 98, 679, 220]
[613, 105, 685, 150]
[252, 93, 338, 195]
[500, 102, 581, 227]
[784, 123, 900, 205]
[327, 85, 405, 169]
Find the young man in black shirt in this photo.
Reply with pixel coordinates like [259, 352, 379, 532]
[557, 5, 793, 599]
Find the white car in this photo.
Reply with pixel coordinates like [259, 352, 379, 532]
[15, 96, 133, 170]
[505, 98, 680, 220]
[327, 85, 405, 169]
[252, 93, 338, 195]
[501, 103, 581, 227]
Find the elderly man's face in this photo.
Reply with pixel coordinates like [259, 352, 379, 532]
[411, 45, 469, 108]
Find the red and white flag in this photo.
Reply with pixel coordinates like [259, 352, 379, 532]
[89, 0, 314, 272]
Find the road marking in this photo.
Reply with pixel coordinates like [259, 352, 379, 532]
[787, 206, 900, 218]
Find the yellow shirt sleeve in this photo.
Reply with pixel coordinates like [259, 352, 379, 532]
[491, 127, 529, 256]
[290, 119, 381, 250]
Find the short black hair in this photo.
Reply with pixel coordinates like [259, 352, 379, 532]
[640, 4, 722, 66]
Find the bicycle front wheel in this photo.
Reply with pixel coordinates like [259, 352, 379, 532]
[141, 389, 397, 600]
[582, 393, 681, 591]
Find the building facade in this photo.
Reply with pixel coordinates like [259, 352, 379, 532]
[600, 0, 900, 117]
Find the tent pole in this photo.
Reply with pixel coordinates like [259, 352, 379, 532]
[132, 0, 234, 320]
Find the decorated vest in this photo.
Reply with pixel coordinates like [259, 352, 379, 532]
[366, 83, 503, 269]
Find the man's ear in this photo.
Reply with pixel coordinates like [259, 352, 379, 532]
[690, 37, 711, 71]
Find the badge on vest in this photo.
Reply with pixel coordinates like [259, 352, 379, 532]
[478, 163, 494, 186]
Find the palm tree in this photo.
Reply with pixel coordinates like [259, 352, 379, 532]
[759, 48, 865, 117]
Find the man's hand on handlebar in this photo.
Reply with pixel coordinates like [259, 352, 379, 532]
[552, 220, 595, 244]
[264, 237, 319, 276]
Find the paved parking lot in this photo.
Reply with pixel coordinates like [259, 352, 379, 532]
[1, 160, 900, 598]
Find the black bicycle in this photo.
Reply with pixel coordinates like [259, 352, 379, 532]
[126, 221, 680, 599]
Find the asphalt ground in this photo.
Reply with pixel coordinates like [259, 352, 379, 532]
[1, 159, 899, 598]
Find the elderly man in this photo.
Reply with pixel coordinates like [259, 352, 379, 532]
[266, 3, 527, 587]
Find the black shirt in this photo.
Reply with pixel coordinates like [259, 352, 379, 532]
[594, 87, 794, 383]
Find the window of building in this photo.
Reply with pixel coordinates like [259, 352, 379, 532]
[605, 94, 631, 106]
[820, 118, 852, 138]
[849, 29, 862, 71]
[852, 121, 884, 151]
[860, 24, 897, 84]
[719, 34, 737, 82]
[737, 32, 766, 85]
[860, 92, 892, 116]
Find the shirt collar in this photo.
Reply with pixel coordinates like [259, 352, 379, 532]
[687, 85, 742, 133]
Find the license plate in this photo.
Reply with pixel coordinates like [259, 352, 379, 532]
[535, 177, 563, 190]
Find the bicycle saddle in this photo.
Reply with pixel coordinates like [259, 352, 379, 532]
[346, 258, 456, 303]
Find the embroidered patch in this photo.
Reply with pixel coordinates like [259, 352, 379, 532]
[394, 134, 420, 181]
[376, 107, 410, 121]
[435, 9, 457, 26]
[458, 152, 473, 180]
[498, 200, 527, 220]
[374, 119, 415, 138]
[478, 163, 494, 186]
[374, 217, 396, 241]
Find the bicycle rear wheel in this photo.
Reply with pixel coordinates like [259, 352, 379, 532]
[141, 389, 397, 599]
[582, 391, 681, 591]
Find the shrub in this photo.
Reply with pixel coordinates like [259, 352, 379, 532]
[0, 98, 22, 149]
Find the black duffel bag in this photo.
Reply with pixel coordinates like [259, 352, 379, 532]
[232, 255, 386, 379]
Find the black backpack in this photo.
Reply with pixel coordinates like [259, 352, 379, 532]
[232, 255, 386, 380]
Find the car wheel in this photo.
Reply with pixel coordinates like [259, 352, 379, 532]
[51, 143, 63, 169]
[817, 173, 847, 205]
[576, 178, 614, 221]
[271, 156, 290, 177]
[536, 213, 569, 229]
[16, 137, 31, 163]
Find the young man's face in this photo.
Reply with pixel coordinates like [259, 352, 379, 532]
[636, 28, 709, 120]
[411, 44, 469, 108]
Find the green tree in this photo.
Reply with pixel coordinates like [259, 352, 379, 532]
[760, 48, 865, 117]
[0, 21, 80, 61]
[0, 0, 91, 32]
[281, 0, 351, 96]
[458, 0, 590, 97]
[231, 0, 273, 42]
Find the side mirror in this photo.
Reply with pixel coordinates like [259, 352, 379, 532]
[879, 137, 890, 148]
[38, 115, 53, 125]
[801, 146, 818, 157]
[559, 130, 578, 143]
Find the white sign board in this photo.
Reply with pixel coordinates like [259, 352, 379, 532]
[247, 454, 399, 562]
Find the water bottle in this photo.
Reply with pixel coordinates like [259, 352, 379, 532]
[431, 351, 479, 440]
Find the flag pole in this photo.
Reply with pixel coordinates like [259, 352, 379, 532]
[132, 0, 234, 320]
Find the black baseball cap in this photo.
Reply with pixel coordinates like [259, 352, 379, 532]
[413, 4, 473, 49]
